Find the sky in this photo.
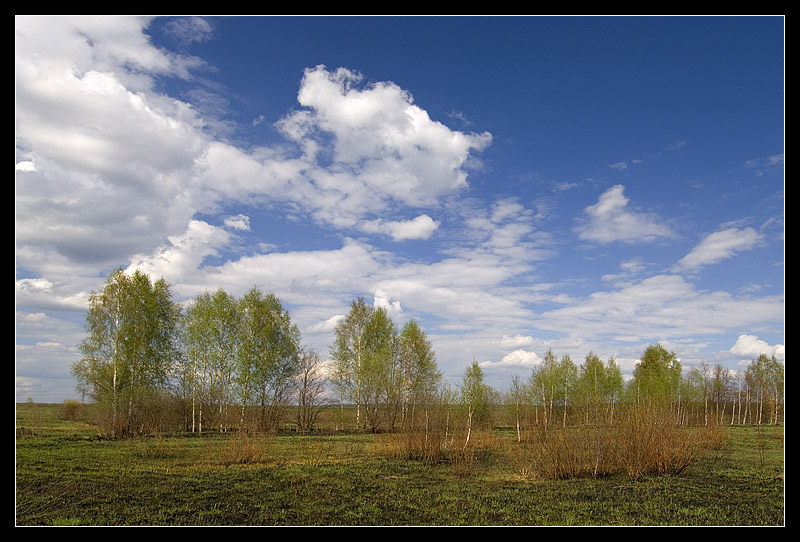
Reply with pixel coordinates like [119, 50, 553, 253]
[15, 15, 784, 402]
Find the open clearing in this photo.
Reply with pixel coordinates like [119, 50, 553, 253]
[15, 402, 784, 526]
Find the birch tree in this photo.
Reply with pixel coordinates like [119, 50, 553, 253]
[459, 360, 493, 448]
[73, 269, 179, 437]
[397, 319, 441, 429]
[330, 297, 375, 430]
[237, 287, 300, 431]
[629, 343, 682, 406]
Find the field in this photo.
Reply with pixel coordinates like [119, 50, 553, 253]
[15, 402, 784, 526]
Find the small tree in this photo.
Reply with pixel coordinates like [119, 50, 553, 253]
[459, 360, 493, 448]
[294, 349, 328, 432]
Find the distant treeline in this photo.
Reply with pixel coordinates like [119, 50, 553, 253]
[72, 269, 784, 438]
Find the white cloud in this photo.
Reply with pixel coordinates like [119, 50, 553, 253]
[497, 349, 542, 367]
[360, 214, 440, 241]
[729, 334, 784, 361]
[745, 153, 784, 176]
[499, 334, 538, 350]
[224, 214, 251, 231]
[373, 289, 403, 315]
[675, 227, 763, 271]
[15, 16, 208, 274]
[126, 220, 232, 283]
[602, 258, 647, 283]
[308, 314, 345, 333]
[534, 274, 783, 342]
[575, 185, 674, 244]
[276, 65, 492, 212]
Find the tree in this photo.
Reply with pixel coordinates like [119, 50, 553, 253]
[504, 374, 529, 442]
[459, 360, 493, 447]
[73, 269, 179, 437]
[531, 349, 559, 428]
[711, 363, 732, 424]
[557, 354, 578, 427]
[359, 306, 397, 432]
[182, 289, 240, 433]
[396, 319, 441, 428]
[237, 287, 301, 431]
[294, 348, 329, 432]
[576, 352, 607, 424]
[604, 356, 624, 424]
[629, 343, 682, 405]
[330, 298, 373, 430]
[746, 354, 784, 425]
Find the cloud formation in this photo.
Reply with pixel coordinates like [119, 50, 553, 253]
[729, 334, 784, 361]
[675, 227, 763, 271]
[360, 214, 441, 241]
[575, 185, 675, 244]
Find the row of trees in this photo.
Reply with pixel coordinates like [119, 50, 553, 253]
[73, 269, 783, 438]
[73, 269, 328, 437]
[495, 343, 783, 438]
[329, 298, 441, 432]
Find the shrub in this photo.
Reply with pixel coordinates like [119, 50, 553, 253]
[61, 400, 82, 422]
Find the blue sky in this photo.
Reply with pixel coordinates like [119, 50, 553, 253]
[15, 16, 784, 402]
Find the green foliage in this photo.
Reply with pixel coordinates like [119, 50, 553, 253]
[459, 360, 494, 429]
[330, 299, 440, 432]
[628, 343, 682, 404]
[72, 268, 181, 437]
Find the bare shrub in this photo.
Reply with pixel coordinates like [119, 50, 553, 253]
[61, 400, 82, 422]
[512, 424, 616, 480]
[510, 403, 713, 482]
[220, 430, 273, 465]
[611, 402, 707, 481]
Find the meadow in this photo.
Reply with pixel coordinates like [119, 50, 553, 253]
[15, 401, 784, 526]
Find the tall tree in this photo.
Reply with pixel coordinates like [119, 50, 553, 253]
[182, 289, 240, 432]
[576, 352, 607, 424]
[504, 374, 529, 442]
[531, 349, 559, 428]
[330, 298, 383, 430]
[746, 354, 784, 425]
[558, 354, 578, 427]
[629, 343, 682, 405]
[73, 269, 179, 437]
[237, 287, 301, 431]
[360, 306, 397, 431]
[397, 319, 441, 428]
[604, 356, 624, 424]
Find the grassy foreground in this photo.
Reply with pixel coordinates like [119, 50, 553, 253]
[16, 402, 784, 526]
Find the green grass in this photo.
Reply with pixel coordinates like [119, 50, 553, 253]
[15, 403, 784, 526]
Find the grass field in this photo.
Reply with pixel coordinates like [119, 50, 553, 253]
[15, 402, 784, 526]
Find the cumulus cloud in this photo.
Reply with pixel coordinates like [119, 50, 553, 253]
[359, 214, 440, 241]
[575, 185, 675, 244]
[15, 16, 207, 275]
[275, 65, 492, 216]
[373, 289, 402, 315]
[499, 334, 538, 350]
[729, 334, 784, 361]
[497, 349, 541, 367]
[126, 220, 232, 282]
[674, 227, 763, 271]
[16, 17, 494, 302]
